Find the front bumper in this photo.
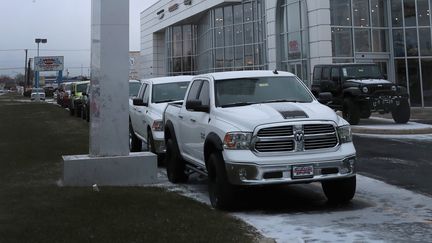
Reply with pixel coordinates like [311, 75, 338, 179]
[361, 95, 407, 112]
[222, 143, 356, 185]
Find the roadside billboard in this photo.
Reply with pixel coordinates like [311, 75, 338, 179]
[34, 56, 64, 72]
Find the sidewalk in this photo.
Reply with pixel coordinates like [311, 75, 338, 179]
[350, 108, 432, 135]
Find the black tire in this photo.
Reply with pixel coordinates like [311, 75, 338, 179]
[392, 100, 410, 124]
[165, 138, 188, 183]
[76, 105, 81, 118]
[342, 98, 360, 125]
[129, 123, 142, 152]
[207, 153, 237, 210]
[322, 176, 356, 204]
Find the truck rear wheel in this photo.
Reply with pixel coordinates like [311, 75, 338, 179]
[207, 153, 236, 210]
[165, 138, 188, 183]
[129, 123, 142, 152]
[342, 98, 360, 125]
[322, 176, 356, 204]
[392, 100, 410, 124]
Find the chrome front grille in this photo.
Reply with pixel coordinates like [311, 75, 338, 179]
[254, 123, 338, 153]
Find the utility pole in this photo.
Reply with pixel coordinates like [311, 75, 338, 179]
[24, 49, 28, 89]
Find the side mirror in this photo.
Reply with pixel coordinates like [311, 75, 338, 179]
[133, 98, 147, 106]
[186, 100, 209, 112]
[318, 92, 333, 104]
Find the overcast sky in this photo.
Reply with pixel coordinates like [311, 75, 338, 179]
[0, 0, 158, 77]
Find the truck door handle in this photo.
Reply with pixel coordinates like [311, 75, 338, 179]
[190, 118, 196, 123]
[178, 115, 183, 119]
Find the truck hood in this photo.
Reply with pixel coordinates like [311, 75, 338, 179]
[214, 101, 345, 131]
[347, 79, 392, 85]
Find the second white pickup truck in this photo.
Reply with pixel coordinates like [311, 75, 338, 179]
[164, 70, 357, 209]
[129, 76, 193, 162]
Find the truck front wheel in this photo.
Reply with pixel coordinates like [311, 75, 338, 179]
[342, 98, 360, 125]
[165, 138, 188, 183]
[392, 100, 410, 124]
[321, 176, 356, 204]
[207, 153, 236, 210]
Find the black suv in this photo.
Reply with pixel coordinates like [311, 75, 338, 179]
[311, 63, 410, 125]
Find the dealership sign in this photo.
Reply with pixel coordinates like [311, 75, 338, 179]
[34, 56, 64, 71]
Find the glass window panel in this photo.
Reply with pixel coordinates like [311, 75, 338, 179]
[419, 28, 432, 56]
[183, 25, 192, 40]
[254, 44, 261, 66]
[183, 56, 192, 72]
[244, 23, 253, 44]
[392, 0, 403, 27]
[287, 2, 301, 32]
[215, 8, 223, 27]
[215, 48, 224, 68]
[371, 0, 388, 27]
[288, 32, 301, 60]
[173, 58, 182, 73]
[353, 0, 370, 27]
[245, 45, 254, 66]
[372, 29, 388, 52]
[406, 28, 419, 56]
[395, 59, 407, 86]
[234, 24, 243, 45]
[302, 30, 308, 58]
[302, 60, 309, 84]
[225, 25, 233, 46]
[173, 26, 182, 42]
[225, 47, 234, 68]
[417, 0, 431, 26]
[355, 29, 371, 52]
[300, 0, 308, 29]
[234, 46, 244, 67]
[234, 5, 243, 24]
[215, 27, 224, 47]
[404, 0, 417, 26]
[393, 29, 406, 57]
[422, 59, 432, 106]
[407, 59, 422, 106]
[183, 39, 192, 56]
[332, 28, 353, 57]
[330, 0, 352, 26]
[173, 41, 182, 57]
[244, 2, 253, 22]
[224, 6, 233, 26]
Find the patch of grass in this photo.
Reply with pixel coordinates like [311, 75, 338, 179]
[0, 94, 258, 243]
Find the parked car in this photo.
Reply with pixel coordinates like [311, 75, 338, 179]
[163, 70, 357, 209]
[30, 88, 46, 101]
[130, 76, 193, 162]
[311, 63, 410, 125]
[57, 82, 73, 108]
[80, 83, 91, 122]
[69, 81, 90, 117]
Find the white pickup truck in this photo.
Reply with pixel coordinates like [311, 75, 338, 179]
[129, 76, 193, 162]
[163, 71, 357, 209]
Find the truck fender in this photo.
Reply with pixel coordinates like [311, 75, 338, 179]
[164, 120, 177, 144]
[204, 133, 224, 168]
[343, 87, 361, 97]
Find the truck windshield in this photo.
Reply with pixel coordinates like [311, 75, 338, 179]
[152, 82, 189, 103]
[342, 65, 383, 79]
[215, 77, 313, 108]
[129, 82, 141, 97]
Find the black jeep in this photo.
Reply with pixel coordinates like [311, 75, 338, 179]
[311, 63, 410, 125]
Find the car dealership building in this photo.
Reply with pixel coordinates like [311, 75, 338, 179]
[141, 0, 432, 107]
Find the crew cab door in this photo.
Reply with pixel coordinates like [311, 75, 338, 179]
[178, 80, 209, 163]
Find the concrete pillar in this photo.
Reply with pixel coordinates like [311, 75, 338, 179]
[62, 0, 157, 186]
[90, 0, 130, 156]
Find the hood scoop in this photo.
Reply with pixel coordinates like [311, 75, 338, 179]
[277, 109, 309, 119]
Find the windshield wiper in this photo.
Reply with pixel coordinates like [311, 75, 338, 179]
[155, 99, 176, 103]
[220, 102, 257, 108]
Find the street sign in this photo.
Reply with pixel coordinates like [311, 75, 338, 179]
[34, 56, 64, 72]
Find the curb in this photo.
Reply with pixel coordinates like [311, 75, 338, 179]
[352, 126, 432, 135]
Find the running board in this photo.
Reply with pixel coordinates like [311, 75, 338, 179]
[185, 163, 207, 176]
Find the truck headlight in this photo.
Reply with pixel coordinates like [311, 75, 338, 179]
[337, 125, 352, 143]
[362, 86, 369, 93]
[152, 120, 164, 131]
[391, 85, 397, 92]
[223, 132, 252, 150]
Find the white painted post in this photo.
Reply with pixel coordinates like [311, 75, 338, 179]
[62, 0, 157, 186]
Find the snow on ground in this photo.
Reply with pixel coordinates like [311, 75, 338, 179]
[353, 117, 432, 131]
[355, 133, 432, 141]
[153, 170, 432, 243]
